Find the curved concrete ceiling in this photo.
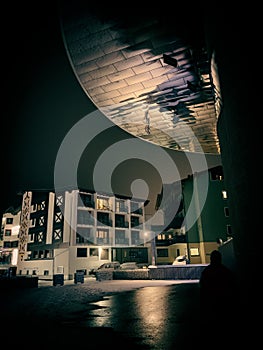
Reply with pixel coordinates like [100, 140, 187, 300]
[59, 4, 220, 155]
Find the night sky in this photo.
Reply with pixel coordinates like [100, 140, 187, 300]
[2, 2, 221, 217]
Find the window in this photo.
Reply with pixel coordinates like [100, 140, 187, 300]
[100, 248, 109, 260]
[76, 227, 94, 244]
[115, 230, 127, 244]
[28, 232, 34, 242]
[131, 231, 140, 245]
[79, 193, 93, 208]
[44, 250, 51, 258]
[96, 229, 109, 244]
[224, 207, 230, 217]
[6, 217, 13, 225]
[226, 225, 232, 236]
[210, 166, 224, 181]
[222, 190, 228, 199]
[77, 209, 94, 225]
[157, 249, 168, 257]
[129, 249, 139, 258]
[116, 199, 128, 213]
[90, 248, 98, 257]
[56, 195, 63, 206]
[97, 197, 110, 210]
[31, 204, 37, 212]
[53, 228, 62, 240]
[115, 214, 126, 227]
[131, 216, 139, 227]
[190, 248, 199, 256]
[5, 229, 11, 236]
[130, 201, 140, 213]
[39, 216, 45, 226]
[3, 241, 11, 248]
[30, 218, 36, 227]
[54, 212, 62, 223]
[97, 212, 110, 226]
[36, 231, 45, 243]
[77, 248, 87, 257]
[39, 201, 46, 211]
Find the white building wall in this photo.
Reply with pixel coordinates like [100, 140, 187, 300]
[53, 247, 70, 277]
[17, 259, 53, 277]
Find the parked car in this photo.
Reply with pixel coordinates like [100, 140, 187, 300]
[120, 262, 140, 270]
[89, 261, 120, 275]
[172, 255, 189, 265]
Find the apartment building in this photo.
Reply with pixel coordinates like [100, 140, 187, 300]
[16, 189, 148, 280]
[0, 209, 20, 276]
[155, 165, 233, 265]
[0, 166, 232, 277]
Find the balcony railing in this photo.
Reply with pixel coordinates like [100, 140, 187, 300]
[115, 238, 129, 245]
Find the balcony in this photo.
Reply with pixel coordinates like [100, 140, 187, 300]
[115, 238, 129, 245]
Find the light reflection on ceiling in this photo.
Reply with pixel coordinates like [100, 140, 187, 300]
[59, 4, 220, 154]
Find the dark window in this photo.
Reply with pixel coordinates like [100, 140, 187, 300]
[131, 216, 139, 227]
[77, 248, 87, 257]
[227, 225, 232, 235]
[157, 249, 169, 257]
[210, 166, 224, 180]
[5, 229, 11, 236]
[6, 218, 13, 225]
[115, 214, 125, 227]
[78, 193, 94, 208]
[129, 250, 139, 258]
[97, 212, 110, 226]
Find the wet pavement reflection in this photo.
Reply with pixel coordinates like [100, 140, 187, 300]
[81, 282, 201, 349]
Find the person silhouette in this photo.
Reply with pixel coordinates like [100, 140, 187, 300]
[199, 249, 236, 323]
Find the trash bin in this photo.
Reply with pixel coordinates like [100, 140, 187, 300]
[53, 274, 64, 286]
[74, 271, 84, 284]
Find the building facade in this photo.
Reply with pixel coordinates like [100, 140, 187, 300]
[0, 166, 232, 277]
[0, 210, 20, 276]
[155, 165, 233, 265]
[16, 189, 148, 280]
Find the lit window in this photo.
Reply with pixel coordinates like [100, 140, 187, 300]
[222, 190, 227, 199]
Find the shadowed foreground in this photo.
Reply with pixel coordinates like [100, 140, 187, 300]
[0, 279, 243, 348]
